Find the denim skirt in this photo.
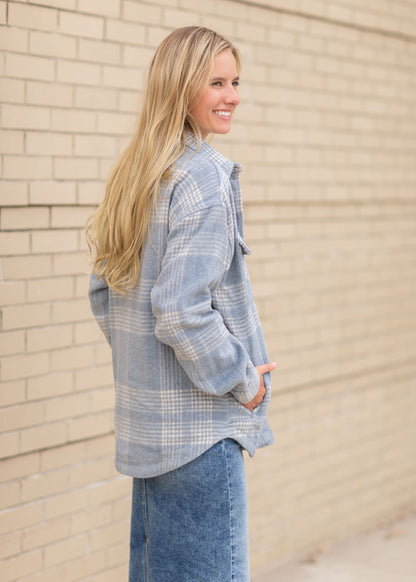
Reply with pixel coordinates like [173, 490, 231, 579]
[128, 439, 250, 582]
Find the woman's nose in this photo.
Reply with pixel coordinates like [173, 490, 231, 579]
[225, 85, 240, 106]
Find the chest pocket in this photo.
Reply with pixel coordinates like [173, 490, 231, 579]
[236, 233, 252, 285]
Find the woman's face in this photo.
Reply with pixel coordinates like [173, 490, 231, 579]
[190, 49, 240, 139]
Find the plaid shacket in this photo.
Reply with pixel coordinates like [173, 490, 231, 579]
[89, 134, 273, 478]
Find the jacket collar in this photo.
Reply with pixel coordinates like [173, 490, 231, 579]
[184, 132, 242, 178]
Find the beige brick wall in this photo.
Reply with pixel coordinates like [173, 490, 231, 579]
[1, 0, 415, 580]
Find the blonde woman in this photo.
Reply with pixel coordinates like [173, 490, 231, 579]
[87, 26, 276, 582]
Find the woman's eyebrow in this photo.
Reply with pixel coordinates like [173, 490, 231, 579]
[211, 76, 240, 82]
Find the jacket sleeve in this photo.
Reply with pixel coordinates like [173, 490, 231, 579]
[150, 202, 260, 404]
[88, 272, 112, 346]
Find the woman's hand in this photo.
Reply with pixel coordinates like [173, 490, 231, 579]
[242, 362, 277, 412]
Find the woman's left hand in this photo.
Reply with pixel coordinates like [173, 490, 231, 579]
[241, 362, 276, 412]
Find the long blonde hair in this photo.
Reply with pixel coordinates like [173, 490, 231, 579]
[86, 26, 240, 294]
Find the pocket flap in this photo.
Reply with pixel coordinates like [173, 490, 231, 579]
[237, 233, 252, 255]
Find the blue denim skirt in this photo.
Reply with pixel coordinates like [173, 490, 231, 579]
[128, 439, 250, 582]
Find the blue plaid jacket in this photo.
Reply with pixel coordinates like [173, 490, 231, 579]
[89, 134, 273, 477]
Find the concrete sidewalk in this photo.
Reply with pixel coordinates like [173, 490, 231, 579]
[253, 512, 416, 582]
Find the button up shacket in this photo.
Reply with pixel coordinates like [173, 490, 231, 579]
[89, 134, 274, 478]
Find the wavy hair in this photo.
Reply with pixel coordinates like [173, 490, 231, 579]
[86, 26, 240, 293]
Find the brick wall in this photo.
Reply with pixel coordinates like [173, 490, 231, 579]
[1, 1, 416, 580]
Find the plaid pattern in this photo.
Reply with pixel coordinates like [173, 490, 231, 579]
[89, 135, 273, 478]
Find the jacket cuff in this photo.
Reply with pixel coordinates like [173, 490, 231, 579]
[231, 363, 260, 404]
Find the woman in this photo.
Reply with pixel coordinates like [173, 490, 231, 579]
[87, 26, 276, 582]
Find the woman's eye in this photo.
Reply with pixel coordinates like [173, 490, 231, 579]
[212, 81, 239, 87]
